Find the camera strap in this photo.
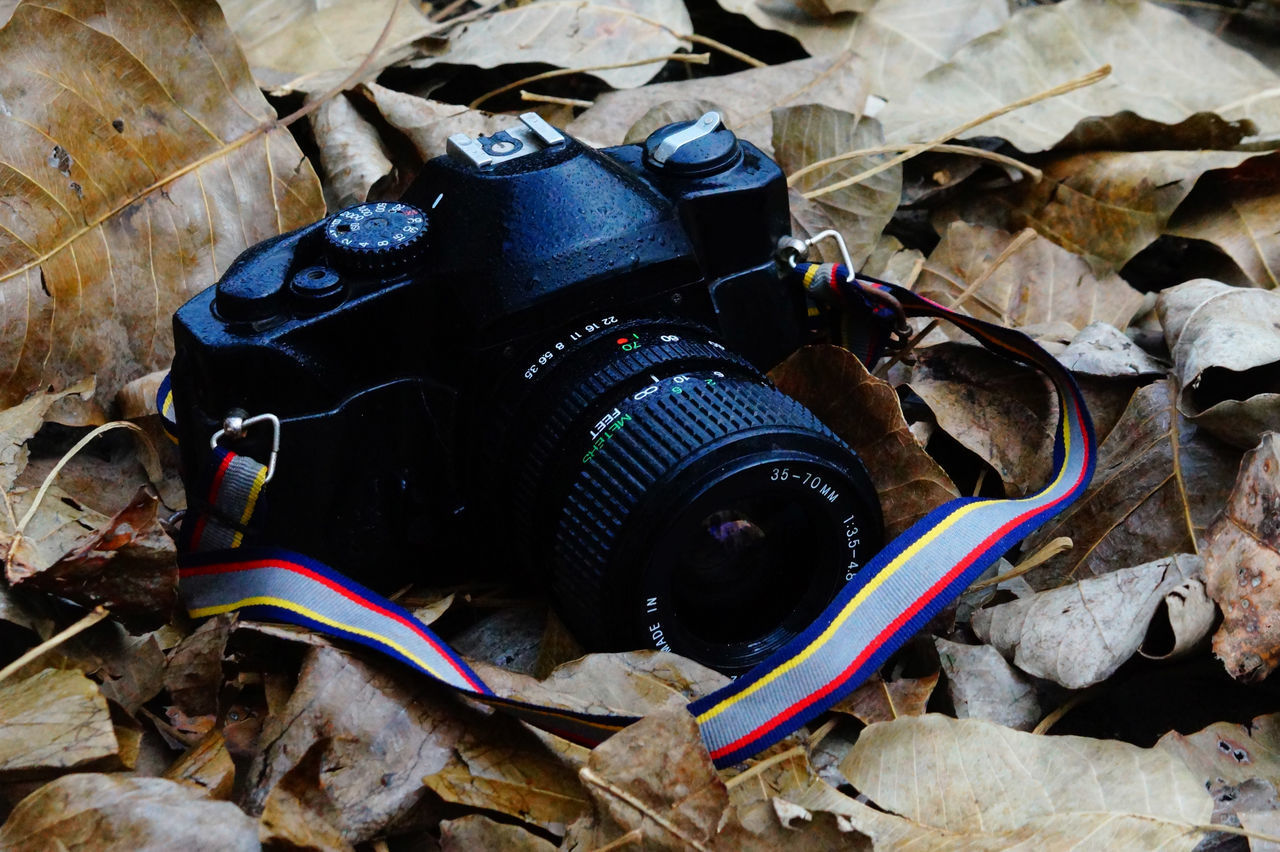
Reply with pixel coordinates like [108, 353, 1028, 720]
[158, 263, 1095, 768]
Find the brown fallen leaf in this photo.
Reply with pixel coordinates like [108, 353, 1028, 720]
[0, 668, 117, 782]
[164, 614, 233, 718]
[0, 0, 324, 411]
[1021, 380, 1240, 588]
[220, 0, 439, 94]
[914, 222, 1145, 332]
[934, 638, 1040, 730]
[969, 150, 1261, 272]
[1170, 152, 1280, 289]
[621, 99, 726, 145]
[1203, 433, 1280, 681]
[163, 730, 236, 801]
[1157, 279, 1280, 449]
[772, 106, 901, 271]
[0, 379, 96, 492]
[972, 554, 1203, 689]
[838, 715, 1213, 850]
[831, 671, 937, 726]
[566, 53, 870, 154]
[440, 815, 556, 852]
[421, 712, 590, 833]
[258, 739, 354, 852]
[1157, 713, 1280, 791]
[0, 773, 259, 851]
[1056, 322, 1165, 379]
[771, 345, 958, 537]
[711, 0, 1009, 101]
[310, 93, 396, 211]
[880, 0, 1280, 152]
[244, 645, 468, 844]
[356, 82, 510, 164]
[5, 486, 177, 632]
[431, 0, 692, 91]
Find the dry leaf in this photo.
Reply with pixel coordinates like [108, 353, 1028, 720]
[440, 815, 556, 852]
[164, 614, 233, 717]
[310, 93, 395, 210]
[771, 345, 958, 537]
[915, 223, 1145, 331]
[772, 106, 901, 271]
[421, 712, 590, 832]
[163, 730, 236, 801]
[357, 83, 509, 162]
[1170, 153, 1280, 289]
[1203, 433, 1280, 682]
[0, 669, 117, 782]
[0, 774, 259, 851]
[622, 99, 726, 144]
[220, 0, 439, 94]
[452, 605, 546, 675]
[258, 740, 354, 852]
[436, 0, 692, 90]
[1056, 322, 1165, 378]
[0, 379, 96, 492]
[1022, 380, 1240, 588]
[1158, 279, 1280, 449]
[245, 645, 468, 843]
[831, 671, 938, 726]
[0, 0, 324, 411]
[5, 486, 177, 632]
[1157, 713, 1280, 790]
[972, 554, 1202, 689]
[970, 150, 1260, 272]
[908, 342, 1055, 495]
[838, 714, 1213, 850]
[1138, 574, 1216, 662]
[934, 638, 1040, 730]
[567, 53, 870, 154]
[711, 0, 1008, 101]
[881, 0, 1280, 152]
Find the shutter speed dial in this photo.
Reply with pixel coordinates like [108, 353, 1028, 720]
[324, 202, 428, 274]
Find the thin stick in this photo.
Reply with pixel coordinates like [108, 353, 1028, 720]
[807, 717, 839, 748]
[804, 65, 1110, 201]
[580, 767, 712, 851]
[430, 0, 470, 22]
[470, 53, 710, 109]
[589, 828, 644, 852]
[521, 90, 595, 109]
[276, 0, 404, 128]
[788, 142, 1042, 187]
[0, 607, 110, 684]
[970, 537, 1073, 591]
[1033, 689, 1092, 735]
[723, 745, 805, 790]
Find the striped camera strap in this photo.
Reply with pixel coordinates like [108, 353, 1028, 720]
[159, 264, 1095, 767]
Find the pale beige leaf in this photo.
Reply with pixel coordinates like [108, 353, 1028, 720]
[711, 0, 1008, 100]
[972, 554, 1202, 689]
[1157, 279, 1280, 449]
[915, 223, 1145, 332]
[0, 669, 117, 780]
[220, 0, 439, 93]
[772, 106, 900, 270]
[1157, 713, 1280, 790]
[0, 774, 258, 851]
[0, 378, 94, 492]
[567, 53, 870, 155]
[839, 715, 1213, 850]
[357, 83, 509, 162]
[934, 638, 1040, 730]
[438, 0, 692, 89]
[0, 0, 324, 411]
[881, 0, 1280, 153]
[310, 93, 394, 210]
[1138, 575, 1216, 662]
[1203, 433, 1280, 682]
[1057, 322, 1165, 378]
[622, 99, 725, 145]
[440, 815, 556, 852]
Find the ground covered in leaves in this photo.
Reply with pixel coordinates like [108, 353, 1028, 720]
[2, 0, 1280, 848]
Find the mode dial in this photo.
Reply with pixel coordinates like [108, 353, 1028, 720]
[323, 202, 428, 274]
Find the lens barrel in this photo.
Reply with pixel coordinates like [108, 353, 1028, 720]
[508, 321, 882, 674]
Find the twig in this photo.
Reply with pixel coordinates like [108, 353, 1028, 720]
[723, 745, 806, 790]
[579, 767, 712, 852]
[276, 0, 405, 128]
[1033, 689, 1093, 735]
[970, 537, 1073, 591]
[469, 53, 710, 109]
[0, 607, 110, 684]
[588, 828, 644, 852]
[521, 90, 595, 109]
[804, 65, 1111, 201]
[788, 142, 1042, 187]
[807, 717, 839, 748]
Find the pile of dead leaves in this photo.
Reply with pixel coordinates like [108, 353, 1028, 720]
[3, 0, 1280, 848]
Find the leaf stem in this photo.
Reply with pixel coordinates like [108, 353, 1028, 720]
[469, 53, 710, 110]
[579, 766, 712, 851]
[788, 142, 1042, 187]
[0, 607, 109, 684]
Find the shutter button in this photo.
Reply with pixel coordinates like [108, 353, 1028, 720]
[643, 111, 742, 177]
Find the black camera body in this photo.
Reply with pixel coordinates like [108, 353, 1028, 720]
[171, 113, 882, 672]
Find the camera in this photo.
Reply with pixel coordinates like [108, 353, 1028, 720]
[169, 112, 883, 673]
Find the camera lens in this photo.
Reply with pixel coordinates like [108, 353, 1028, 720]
[508, 321, 882, 674]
